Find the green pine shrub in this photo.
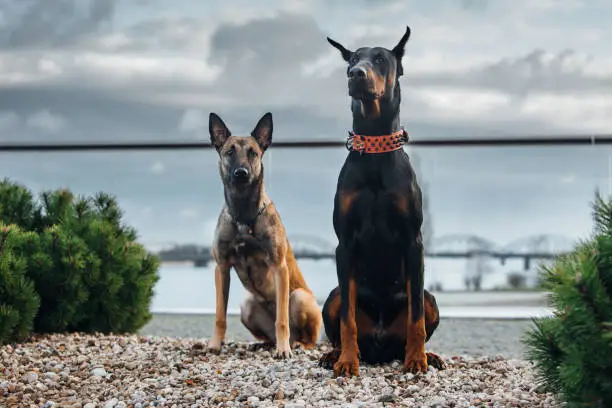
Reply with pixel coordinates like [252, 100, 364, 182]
[524, 191, 612, 407]
[0, 178, 40, 231]
[0, 224, 40, 344]
[0, 179, 160, 336]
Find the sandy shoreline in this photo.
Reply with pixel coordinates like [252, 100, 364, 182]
[0, 333, 560, 407]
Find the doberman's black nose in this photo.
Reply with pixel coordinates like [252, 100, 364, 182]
[349, 67, 367, 79]
[233, 167, 249, 182]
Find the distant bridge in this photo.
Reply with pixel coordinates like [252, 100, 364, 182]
[152, 233, 575, 271]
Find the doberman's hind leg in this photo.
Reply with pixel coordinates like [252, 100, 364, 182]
[319, 287, 341, 369]
[240, 294, 276, 350]
[289, 288, 323, 350]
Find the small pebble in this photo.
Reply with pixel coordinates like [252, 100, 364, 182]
[23, 371, 38, 384]
[104, 398, 118, 408]
[91, 367, 108, 377]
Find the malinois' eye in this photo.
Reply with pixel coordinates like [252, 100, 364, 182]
[248, 148, 257, 157]
[226, 147, 234, 156]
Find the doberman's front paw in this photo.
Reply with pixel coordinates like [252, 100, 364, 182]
[403, 353, 428, 374]
[292, 340, 315, 350]
[333, 358, 360, 378]
[318, 348, 341, 370]
[426, 352, 447, 370]
[274, 341, 293, 359]
[248, 342, 275, 352]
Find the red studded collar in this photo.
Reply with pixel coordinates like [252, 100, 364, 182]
[346, 128, 409, 154]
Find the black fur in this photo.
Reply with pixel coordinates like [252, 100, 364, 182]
[223, 174, 264, 226]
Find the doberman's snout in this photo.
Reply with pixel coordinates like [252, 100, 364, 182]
[348, 66, 367, 80]
[348, 65, 372, 99]
[233, 167, 249, 183]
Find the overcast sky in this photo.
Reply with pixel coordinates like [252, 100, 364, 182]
[1, 0, 612, 255]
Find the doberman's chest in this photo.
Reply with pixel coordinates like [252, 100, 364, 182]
[340, 187, 410, 248]
[339, 188, 411, 292]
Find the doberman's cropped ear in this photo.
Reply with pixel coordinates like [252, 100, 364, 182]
[251, 112, 273, 152]
[327, 37, 353, 62]
[391, 26, 411, 76]
[209, 112, 231, 152]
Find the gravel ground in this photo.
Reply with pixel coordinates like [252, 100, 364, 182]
[0, 333, 562, 407]
[141, 315, 535, 359]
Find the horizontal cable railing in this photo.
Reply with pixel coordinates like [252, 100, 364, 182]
[1, 134, 611, 152]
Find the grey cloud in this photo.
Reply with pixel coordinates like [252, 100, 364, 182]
[118, 17, 206, 52]
[460, 0, 489, 12]
[0, 0, 114, 49]
[90, 0, 113, 22]
[209, 13, 328, 91]
[409, 49, 612, 95]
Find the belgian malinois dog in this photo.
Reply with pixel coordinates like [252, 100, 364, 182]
[207, 112, 322, 358]
[318, 26, 446, 377]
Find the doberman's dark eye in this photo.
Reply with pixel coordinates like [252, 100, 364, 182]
[350, 54, 359, 64]
[375, 57, 385, 65]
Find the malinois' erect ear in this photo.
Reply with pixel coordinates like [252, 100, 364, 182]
[327, 37, 353, 62]
[209, 113, 231, 152]
[251, 112, 273, 152]
[391, 26, 411, 76]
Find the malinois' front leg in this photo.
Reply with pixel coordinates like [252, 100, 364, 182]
[274, 261, 292, 359]
[209, 263, 230, 353]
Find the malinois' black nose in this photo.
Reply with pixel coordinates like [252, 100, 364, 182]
[233, 167, 249, 182]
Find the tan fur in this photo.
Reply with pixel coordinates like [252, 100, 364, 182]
[404, 279, 428, 372]
[357, 65, 387, 119]
[359, 99, 381, 119]
[209, 124, 322, 359]
[334, 278, 360, 377]
[218, 137, 265, 183]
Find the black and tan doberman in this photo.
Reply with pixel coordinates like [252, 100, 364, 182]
[208, 112, 322, 359]
[318, 26, 446, 377]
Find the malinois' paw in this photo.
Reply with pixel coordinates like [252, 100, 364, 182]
[333, 358, 360, 378]
[403, 353, 428, 374]
[207, 346, 221, 355]
[274, 342, 293, 359]
[318, 348, 341, 370]
[207, 338, 223, 354]
[426, 352, 447, 370]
